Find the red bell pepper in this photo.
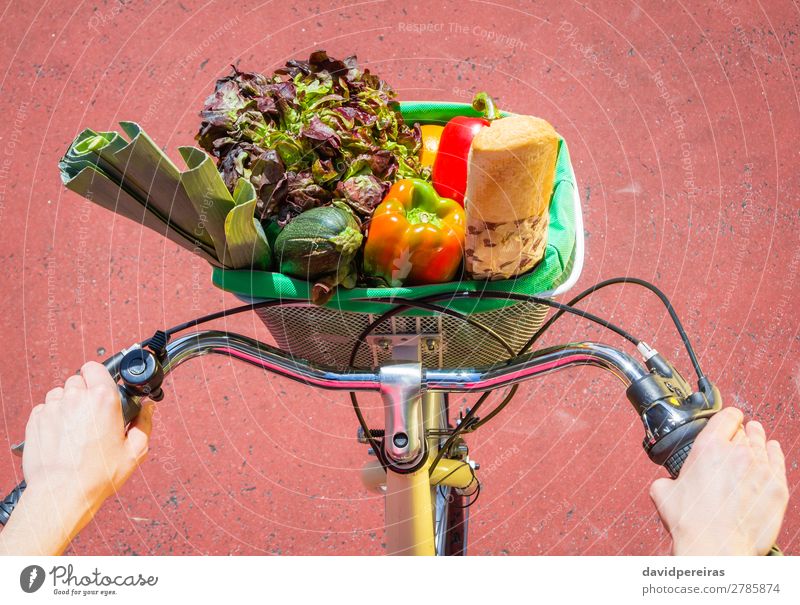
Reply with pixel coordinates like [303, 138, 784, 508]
[431, 92, 500, 206]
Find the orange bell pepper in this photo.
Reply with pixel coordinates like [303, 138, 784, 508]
[364, 178, 465, 286]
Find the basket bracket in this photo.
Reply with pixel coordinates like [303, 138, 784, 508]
[366, 333, 442, 364]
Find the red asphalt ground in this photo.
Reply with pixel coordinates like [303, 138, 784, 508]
[0, 0, 798, 556]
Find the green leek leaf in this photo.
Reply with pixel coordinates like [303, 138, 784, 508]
[179, 146, 236, 265]
[223, 179, 272, 270]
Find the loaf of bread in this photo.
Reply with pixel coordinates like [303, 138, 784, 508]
[464, 115, 559, 280]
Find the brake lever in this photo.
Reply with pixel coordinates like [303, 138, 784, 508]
[10, 340, 166, 457]
[627, 348, 781, 555]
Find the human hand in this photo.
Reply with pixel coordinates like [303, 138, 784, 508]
[649, 407, 789, 556]
[0, 361, 153, 555]
[23, 361, 153, 515]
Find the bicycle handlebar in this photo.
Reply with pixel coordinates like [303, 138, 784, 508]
[158, 332, 723, 476]
[0, 330, 717, 529]
[151, 331, 650, 392]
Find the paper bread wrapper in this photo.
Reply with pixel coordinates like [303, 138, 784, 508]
[464, 115, 559, 280]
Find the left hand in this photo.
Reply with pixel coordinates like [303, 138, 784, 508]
[0, 361, 153, 555]
[23, 361, 153, 513]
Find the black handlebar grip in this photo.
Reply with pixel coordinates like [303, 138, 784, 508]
[648, 418, 709, 478]
[651, 417, 783, 555]
[664, 442, 694, 478]
[0, 480, 26, 526]
[119, 386, 142, 426]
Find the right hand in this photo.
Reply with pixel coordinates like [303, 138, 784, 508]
[649, 407, 789, 555]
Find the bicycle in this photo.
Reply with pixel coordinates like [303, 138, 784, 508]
[1, 277, 744, 556]
[5, 94, 782, 555]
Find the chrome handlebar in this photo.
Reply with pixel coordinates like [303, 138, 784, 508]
[9, 333, 648, 457]
[159, 331, 383, 391]
[145, 331, 653, 471]
[0, 329, 720, 528]
[150, 330, 649, 393]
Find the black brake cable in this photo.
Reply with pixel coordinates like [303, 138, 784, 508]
[150, 289, 645, 475]
[138, 299, 284, 352]
[517, 277, 705, 380]
[361, 292, 641, 347]
[447, 280, 705, 430]
[148, 283, 693, 478]
[347, 290, 646, 476]
[345, 295, 517, 472]
[406, 290, 634, 450]
[414, 285, 704, 469]
[132, 293, 514, 474]
[435, 462, 481, 510]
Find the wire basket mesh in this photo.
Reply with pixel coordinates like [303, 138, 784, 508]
[250, 241, 577, 369]
[254, 301, 550, 370]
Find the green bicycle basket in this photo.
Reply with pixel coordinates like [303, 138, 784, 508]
[212, 101, 585, 369]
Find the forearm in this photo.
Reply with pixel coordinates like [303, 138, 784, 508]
[0, 483, 97, 555]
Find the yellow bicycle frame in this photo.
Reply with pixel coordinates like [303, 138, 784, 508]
[361, 392, 476, 555]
